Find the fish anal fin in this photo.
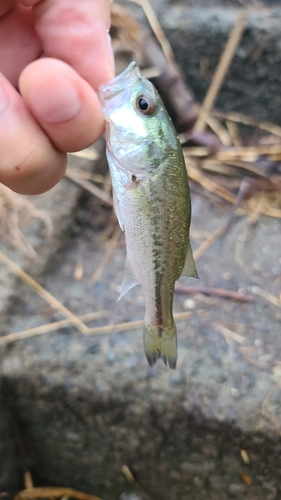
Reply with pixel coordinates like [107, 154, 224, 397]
[118, 257, 139, 300]
[181, 239, 198, 279]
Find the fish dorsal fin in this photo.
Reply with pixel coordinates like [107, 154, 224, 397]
[181, 239, 198, 278]
[118, 256, 140, 300]
[113, 187, 124, 231]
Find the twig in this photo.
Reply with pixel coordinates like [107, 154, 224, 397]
[86, 319, 143, 335]
[0, 251, 90, 334]
[91, 225, 122, 283]
[121, 465, 137, 484]
[186, 144, 281, 176]
[225, 119, 243, 147]
[23, 472, 34, 490]
[192, 225, 226, 261]
[181, 147, 210, 156]
[141, 34, 197, 127]
[15, 487, 102, 500]
[221, 177, 251, 230]
[0, 311, 111, 346]
[185, 161, 237, 204]
[73, 256, 84, 281]
[128, 0, 175, 64]
[198, 160, 236, 176]
[262, 206, 281, 218]
[192, 177, 251, 261]
[251, 286, 281, 308]
[188, 160, 281, 217]
[67, 167, 110, 185]
[174, 284, 253, 302]
[111, 2, 197, 127]
[12, 417, 34, 490]
[0, 184, 52, 258]
[213, 109, 281, 138]
[216, 324, 246, 344]
[85, 311, 194, 336]
[216, 159, 267, 177]
[217, 144, 281, 160]
[193, 12, 246, 134]
[65, 171, 113, 206]
[205, 114, 232, 146]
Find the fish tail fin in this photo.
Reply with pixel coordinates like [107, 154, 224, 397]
[143, 321, 177, 369]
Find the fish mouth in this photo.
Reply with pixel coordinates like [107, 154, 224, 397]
[99, 61, 141, 102]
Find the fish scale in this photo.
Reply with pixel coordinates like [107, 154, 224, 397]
[99, 62, 197, 368]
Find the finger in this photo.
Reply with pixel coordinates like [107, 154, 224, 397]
[32, 0, 114, 89]
[0, 4, 42, 86]
[0, 72, 66, 195]
[19, 58, 105, 153]
[0, 0, 17, 17]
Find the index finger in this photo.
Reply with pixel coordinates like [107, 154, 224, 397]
[22, 0, 114, 89]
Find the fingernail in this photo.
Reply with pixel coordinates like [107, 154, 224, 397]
[0, 84, 9, 115]
[30, 76, 81, 123]
[106, 32, 115, 75]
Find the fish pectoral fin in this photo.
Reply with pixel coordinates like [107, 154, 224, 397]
[181, 239, 198, 278]
[118, 257, 140, 300]
[113, 187, 124, 231]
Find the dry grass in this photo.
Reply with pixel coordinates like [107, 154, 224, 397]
[193, 12, 246, 134]
[111, 0, 281, 222]
[0, 250, 90, 334]
[0, 183, 52, 258]
[15, 487, 102, 500]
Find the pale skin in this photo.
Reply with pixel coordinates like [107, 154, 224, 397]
[0, 0, 114, 195]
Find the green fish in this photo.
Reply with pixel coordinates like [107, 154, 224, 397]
[99, 62, 197, 369]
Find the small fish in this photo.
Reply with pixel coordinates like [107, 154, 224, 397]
[99, 62, 197, 369]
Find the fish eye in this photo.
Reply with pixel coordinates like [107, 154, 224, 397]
[136, 95, 157, 116]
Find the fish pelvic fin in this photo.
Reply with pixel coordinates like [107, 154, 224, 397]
[181, 238, 198, 279]
[118, 256, 139, 301]
[143, 320, 177, 369]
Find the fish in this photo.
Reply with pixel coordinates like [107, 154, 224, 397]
[99, 61, 197, 369]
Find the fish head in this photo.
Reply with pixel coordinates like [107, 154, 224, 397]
[99, 62, 177, 177]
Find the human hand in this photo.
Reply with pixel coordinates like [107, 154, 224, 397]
[0, 0, 114, 195]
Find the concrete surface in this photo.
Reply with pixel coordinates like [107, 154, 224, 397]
[1, 174, 281, 499]
[0, 1, 281, 499]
